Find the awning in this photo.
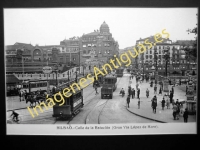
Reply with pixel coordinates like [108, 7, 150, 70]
[6, 74, 20, 84]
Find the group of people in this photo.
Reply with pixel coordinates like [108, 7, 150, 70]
[124, 74, 141, 108]
[18, 89, 47, 102]
[19, 90, 28, 102]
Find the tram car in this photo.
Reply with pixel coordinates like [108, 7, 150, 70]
[116, 68, 124, 77]
[52, 87, 83, 119]
[20, 80, 48, 94]
[101, 73, 117, 99]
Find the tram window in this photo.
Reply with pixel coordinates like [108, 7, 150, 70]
[66, 97, 70, 105]
[31, 84, 36, 88]
[23, 84, 27, 88]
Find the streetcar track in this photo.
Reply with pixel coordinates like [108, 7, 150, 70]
[97, 99, 109, 124]
[84, 76, 123, 124]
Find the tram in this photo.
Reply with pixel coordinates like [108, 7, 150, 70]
[52, 87, 83, 119]
[116, 68, 124, 77]
[20, 80, 48, 94]
[101, 73, 117, 99]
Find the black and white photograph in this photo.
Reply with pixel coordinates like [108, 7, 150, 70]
[4, 8, 197, 135]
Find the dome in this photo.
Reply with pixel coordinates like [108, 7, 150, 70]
[100, 21, 109, 28]
[100, 21, 110, 33]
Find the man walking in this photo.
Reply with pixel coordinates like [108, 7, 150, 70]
[152, 98, 157, 114]
[137, 88, 140, 98]
[127, 95, 130, 108]
[171, 86, 174, 95]
[169, 91, 173, 103]
[138, 98, 140, 109]
[183, 108, 189, 123]
[154, 85, 157, 94]
[161, 98, 165, 110]
[131, 88, 135, 99]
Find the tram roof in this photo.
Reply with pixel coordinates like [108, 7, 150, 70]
[104, 74, 117, 78]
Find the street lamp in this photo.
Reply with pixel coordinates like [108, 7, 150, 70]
[154, 48, 158, 83]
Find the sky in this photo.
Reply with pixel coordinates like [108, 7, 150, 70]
[4, 8, 198, 49]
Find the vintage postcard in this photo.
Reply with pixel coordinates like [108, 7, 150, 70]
[5, 8, 197, 135]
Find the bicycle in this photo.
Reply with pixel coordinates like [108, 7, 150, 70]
[8, 116, 22, 124]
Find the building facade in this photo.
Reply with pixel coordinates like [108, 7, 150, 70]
[123, 37, 197, 76]
[5, 22, 119, 74]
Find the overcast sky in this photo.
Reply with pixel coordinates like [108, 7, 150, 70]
[4, 8, 197, 49]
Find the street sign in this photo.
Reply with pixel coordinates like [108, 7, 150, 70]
[43, 66, 52, 74]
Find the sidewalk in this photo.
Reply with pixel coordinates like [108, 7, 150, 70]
[127, 76, 196, 123]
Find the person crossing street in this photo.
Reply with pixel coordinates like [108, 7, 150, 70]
[127, 95, 130, 108]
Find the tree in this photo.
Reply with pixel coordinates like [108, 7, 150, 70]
[185, 13, 198, 60]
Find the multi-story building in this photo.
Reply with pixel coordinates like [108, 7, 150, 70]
[5, 21, 119, 74]
[123, 37, 197, 76]
[80, 21, 119, 70]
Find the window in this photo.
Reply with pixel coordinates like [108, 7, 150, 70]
[159, 50, 161, 54]
[150, 55, 152, 59]
[150, 50, 152, 54]
[159, 46, 161, 49]
[146, 55, 148, 59]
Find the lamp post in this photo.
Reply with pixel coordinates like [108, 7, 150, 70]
[162, 46, 170, 94]
[163, 46, 170, 78]
[154, 48, 158, 83]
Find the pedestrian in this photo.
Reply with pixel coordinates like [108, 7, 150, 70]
[127, 95, 130, 108]
[128, 86, 131, 96]
[21, 91, 24, 101]
[152, 98, 157, 114]
[161, 98, 165, 110]
[138, 98, 140, 109]
[133, 88, 135, 98]
[183, 108, 189, 123]
[19, 90, 22, 102]
[52, 87, 56, 94]
[179, 79, 181, 85]
[158, 86, 162, 95]
[171, 86, 174, 94]
[24, 90, 28, 101]
[94, 84, 99, 95]
[146, 88, 149, 98]
[131, 88, 135, 99]
[169, 91, 173, 103]
[173, 104, 177, 120]
[175, 99, 180, 119]
[172, 98, 175, 107]
[154, 85, 157, 94]
[166, 96, 170, 109]
[137, 88, 140, 98]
